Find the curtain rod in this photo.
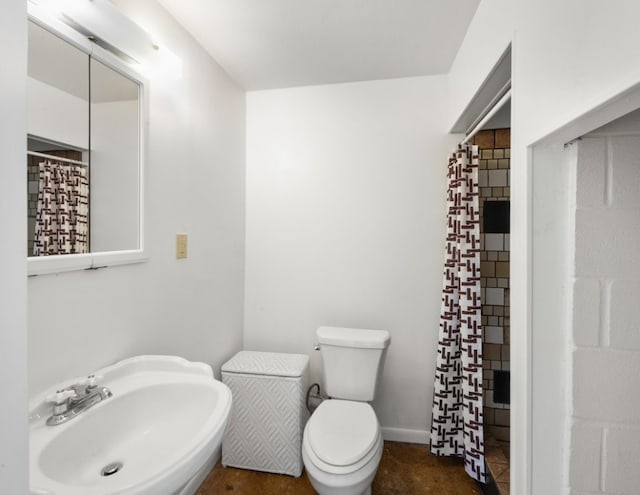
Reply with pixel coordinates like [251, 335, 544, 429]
[462, 87, 512, 145]
[28, 150, 88, 167]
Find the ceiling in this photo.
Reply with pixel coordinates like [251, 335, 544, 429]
[158, 0, 481, 90]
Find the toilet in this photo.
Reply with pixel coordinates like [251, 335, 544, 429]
[302, 326, 390, 495]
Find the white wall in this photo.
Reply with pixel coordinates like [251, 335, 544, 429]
[28, 0, 246, 395]
[0, 0, 28, 493]
[514, 0, 640, 147]
[245, 76, 459, 440]
[569, 110, 640, 495]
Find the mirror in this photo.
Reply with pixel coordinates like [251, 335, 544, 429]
[89, 58, 140, 252]
[27, 18, 146, 274]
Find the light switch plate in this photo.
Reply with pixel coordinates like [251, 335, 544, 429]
[176, 234, 187, 259]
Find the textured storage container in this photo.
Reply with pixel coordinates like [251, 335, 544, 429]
[221, 351, 309, 477]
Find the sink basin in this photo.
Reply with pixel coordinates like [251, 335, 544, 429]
[29, 356, 232, 495]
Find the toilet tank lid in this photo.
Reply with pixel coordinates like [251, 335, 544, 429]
[317, 327, 390, 349]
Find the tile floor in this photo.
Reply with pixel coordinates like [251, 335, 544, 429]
[484, 436, 510, 495]
[197, 441, 483, 495]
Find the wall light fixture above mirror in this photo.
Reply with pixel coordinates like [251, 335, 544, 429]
[32, 0, 182, 79]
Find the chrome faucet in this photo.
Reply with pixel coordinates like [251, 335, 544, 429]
[45, 374, 112, 426]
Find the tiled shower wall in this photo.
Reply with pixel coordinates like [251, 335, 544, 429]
[472, 129, 510, 445]
[27, 154, 41, 255]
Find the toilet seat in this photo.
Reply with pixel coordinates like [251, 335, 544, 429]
[305, 400, 381, 475]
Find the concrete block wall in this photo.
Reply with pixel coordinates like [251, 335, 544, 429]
[570, 109, 640, 495]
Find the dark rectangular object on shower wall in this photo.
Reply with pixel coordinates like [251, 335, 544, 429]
[493, 370, 510, 404]
[484, 200, 510, 233]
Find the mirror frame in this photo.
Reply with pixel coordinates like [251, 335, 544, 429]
[27, 5, 148, 276]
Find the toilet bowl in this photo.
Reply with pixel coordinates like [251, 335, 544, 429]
[302, 400, 383, 495]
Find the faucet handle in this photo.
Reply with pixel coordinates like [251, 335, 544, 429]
[46, 389, 76, 405]
[76, 374, 103, 392]
[85, 374, 102, 389]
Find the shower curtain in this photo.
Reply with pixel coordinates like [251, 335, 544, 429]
[33, 160, 89, 256]
[430, 143, 486, 483]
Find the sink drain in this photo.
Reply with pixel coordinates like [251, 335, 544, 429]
[101, 462, 123, 477]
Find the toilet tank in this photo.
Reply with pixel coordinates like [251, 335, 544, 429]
[317, 326, 390, 401]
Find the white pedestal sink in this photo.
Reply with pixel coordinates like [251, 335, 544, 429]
[29, 356, 232, 495]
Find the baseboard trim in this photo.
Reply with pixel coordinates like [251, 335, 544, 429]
[381, 427, 430, 445]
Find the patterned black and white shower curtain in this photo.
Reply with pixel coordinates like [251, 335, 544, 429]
[33, 160, 89, 256]
[430, 143, 486, 483]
